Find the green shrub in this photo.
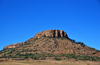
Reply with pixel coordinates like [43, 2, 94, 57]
[55, 57, 62, 61]
[2, 53, 100, 61]
[41, 57, 46, 60]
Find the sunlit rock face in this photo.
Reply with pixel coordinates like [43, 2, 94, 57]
[34, 30, 68, 38]
[3, 42, 24, 50]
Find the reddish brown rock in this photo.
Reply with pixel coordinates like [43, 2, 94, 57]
[34, 30, 68, 38]
[3, 42, 24, 50]
[3, 30, 68, 50]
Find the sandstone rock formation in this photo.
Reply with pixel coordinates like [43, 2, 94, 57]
[34, 30, 68, 38]
[3, 30, 68, 50]
[3, 42, 24, 50]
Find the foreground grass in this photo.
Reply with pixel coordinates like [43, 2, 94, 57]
[0, 60, 100, 65]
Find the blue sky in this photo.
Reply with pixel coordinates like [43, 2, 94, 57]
[0, 0, 100, 51]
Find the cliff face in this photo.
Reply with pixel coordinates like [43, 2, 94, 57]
[34, 30, 68, 38]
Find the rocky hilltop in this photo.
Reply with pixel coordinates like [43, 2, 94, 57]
[3, 42, 24, 50]
[3, 30, 68, 49]
[34, 30, 68, 38]
[1, 29, 100, 59]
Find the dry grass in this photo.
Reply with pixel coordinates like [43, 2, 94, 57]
[0, 59, 100, 65]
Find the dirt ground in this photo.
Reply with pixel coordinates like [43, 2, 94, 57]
[0, 59, 100, 65]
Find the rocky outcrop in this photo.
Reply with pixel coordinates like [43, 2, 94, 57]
[3, 30, 68, 50]
[34, 30, 68, 38]
[3, 42, 24, 50]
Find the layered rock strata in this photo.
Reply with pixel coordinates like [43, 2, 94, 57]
[34, 30, 68, 38]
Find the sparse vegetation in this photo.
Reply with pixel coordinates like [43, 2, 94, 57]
[1, 35, 100, 62]
[1, 53, 100, 61]
[55, 57, 62, 61]
[77, 42, 85, 47]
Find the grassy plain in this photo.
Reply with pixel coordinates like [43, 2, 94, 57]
[0, 59, 100, 65]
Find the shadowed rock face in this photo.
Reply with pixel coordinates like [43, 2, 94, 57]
[34, 30, 68, 38]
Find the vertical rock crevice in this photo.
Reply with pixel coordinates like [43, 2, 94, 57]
[34, 30, 68, 38]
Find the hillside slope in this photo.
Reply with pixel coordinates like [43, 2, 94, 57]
[0, 30, 100, 61]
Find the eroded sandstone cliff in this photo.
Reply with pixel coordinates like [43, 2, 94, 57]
[34, 30, 68, 38]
